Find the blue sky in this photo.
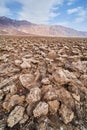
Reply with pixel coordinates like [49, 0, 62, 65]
[0, 0, 87, 31]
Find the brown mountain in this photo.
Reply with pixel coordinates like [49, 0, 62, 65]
[0, 16, 87, 37]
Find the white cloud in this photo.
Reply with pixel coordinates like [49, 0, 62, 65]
[67, 7, 87, 23]
[16, 0, 63, 24]
[67, 0, 76, 5]
[0, 0, 11, 16]
[50, 12, 60, 17]
[67, 7, 81, 14]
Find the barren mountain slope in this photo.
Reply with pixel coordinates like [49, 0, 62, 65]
[0, 16, 87, 36]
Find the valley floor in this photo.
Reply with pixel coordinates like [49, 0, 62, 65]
[0, 36, 87, 130]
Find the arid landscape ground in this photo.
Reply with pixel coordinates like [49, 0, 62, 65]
[0, 35, 87, 130]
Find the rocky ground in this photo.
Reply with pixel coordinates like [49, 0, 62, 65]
[0, 35, 87, 130]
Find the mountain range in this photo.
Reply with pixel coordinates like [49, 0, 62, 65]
[0, 16, 87, 37]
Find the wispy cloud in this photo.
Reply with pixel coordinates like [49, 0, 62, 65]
[67, 0, 77, 5]
[53, 21, 69, 27]
[16, 0, 63, 24]
[67, 7, 80, 14]
[0, 0, 87, 31]
[67, 7, 87, 22]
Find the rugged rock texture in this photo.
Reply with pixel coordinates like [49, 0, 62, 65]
[0, 36, 87, 130]
[33, 102, 48, 117]
[26, 87, 41, 104]
[7, 106, 25, 127]
[0, 90, 4, 101]
[59, 104, 74, 124]
[19, 74, 35, 89]
[3, 94, 25, 111]
[48, 100, 59, 115]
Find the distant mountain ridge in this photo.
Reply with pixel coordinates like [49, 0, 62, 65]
[0, 16, 32, 26]
[0, 16, 87, 37]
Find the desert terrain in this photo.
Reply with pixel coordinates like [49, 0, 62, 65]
[0, 35, 87, 130]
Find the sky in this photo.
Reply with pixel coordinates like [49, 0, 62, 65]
[0, 0, 87, 31]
